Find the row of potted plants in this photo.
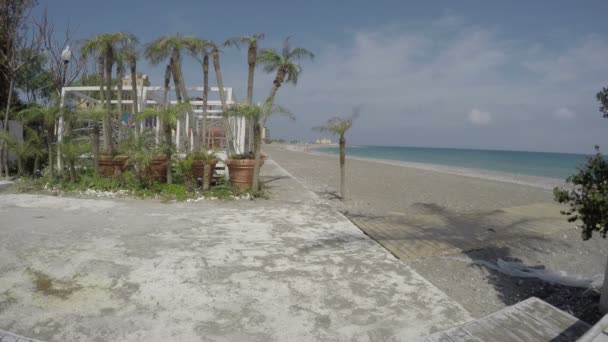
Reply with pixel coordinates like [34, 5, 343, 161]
[97, 149, 264, 191]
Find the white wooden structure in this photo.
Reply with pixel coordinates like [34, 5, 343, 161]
[58, 85, 246, 167]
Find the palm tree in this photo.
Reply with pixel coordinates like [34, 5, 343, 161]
[224, 100, 294, 190]
[115, 53, 125, 141]
[258, 37, 314, 107]
[209, 41, 232, 155]
[184, 38, 213, 150]
[0, 128, 43, 176]
[81, 32, 136, 154]
[224, 33, 265, 151]
[124, 41, 139, 132]
[145, 36, 196, 151]
[136, 103, 187, 185]
[18, 103, 63, 178]
[255, 37, 314, 189]
[78, 106, 105, 175]
[313, 110, 358, 200]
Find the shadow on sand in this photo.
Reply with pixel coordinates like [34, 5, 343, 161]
[344, 202, 603, 324]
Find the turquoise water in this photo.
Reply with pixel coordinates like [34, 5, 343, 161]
[315, 146, 590, 180]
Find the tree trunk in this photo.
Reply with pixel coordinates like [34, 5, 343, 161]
[2, 77, 14, 178]
[252, 122, 262, 191]
[93, 123, 100, 175]
[339, 135, 346, 200]
[202, 163, 210, 190]
[116, 61, 124, 144]
[130, 59, 138, 134]
[212, 47, 231, 157]
[170, 59, 184, 152]
[34, 154, 39, 174]
[201, 54, 209, 149]
[165, 125, 172, 184]
[600, 256, 608, 313]
[174, 51, 197, 152]
[246, 44, 256, 152]
[97, 55, 107, 151]
[69, 160, 76, 183]
[252, 70, 285, 189]
[17, 156, 22, 177]
[163, 64, 172, 184]
[47, 124, 54, 178]
[104, 48, 114, 154]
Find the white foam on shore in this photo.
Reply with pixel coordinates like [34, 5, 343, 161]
[277, 144, 566, 190]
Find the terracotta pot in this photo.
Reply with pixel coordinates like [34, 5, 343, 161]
[98, 155, 129, 177]
[150, 156, 168, 183]
[191, 159, 218, 181]
[226, 159, 262, 190]
[98, 156, 114, 177]
[205, 128, 223, 149]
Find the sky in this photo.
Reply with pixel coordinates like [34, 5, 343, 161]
[36, 0, 608, 154]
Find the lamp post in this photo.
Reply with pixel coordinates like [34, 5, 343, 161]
[57, 45, 71, 170]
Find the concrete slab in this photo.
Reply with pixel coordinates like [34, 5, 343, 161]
[0, 161, 471, 341]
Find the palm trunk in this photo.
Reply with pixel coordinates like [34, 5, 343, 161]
[174, 52, 197, 152]
[93, 123, 100, 175]
[129, 59, 138, 133]
[339, 135, 346, 200]
[164, 125, 172, 184]
[116, 61, 124, 144]
[163, 64, 172, 184]
[212, 47, 231, 156]
[47, 124, 54, 178]
[246, 44, 256, 152]
[170, 59, 184, 152]
[17, 156, 22, 177]
[252, 122, 262, 191]
[69, 160, 76, 183]
[2, 77, 14, 178]
[201, 54, 209, 149]
[34, 155, 39, 174]
[252, 70, 285, 190]
[97, 55, 107, 153]
[202, 163, 210, 191]
[104, 48, 114, 154]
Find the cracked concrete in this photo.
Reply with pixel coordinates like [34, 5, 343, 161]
[0, 160, 470, 341]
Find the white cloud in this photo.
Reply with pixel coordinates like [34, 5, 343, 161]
[554, 107, 576, 120]
[468, 109, 492, 126]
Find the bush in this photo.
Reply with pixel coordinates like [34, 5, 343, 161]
[554, 146, 608, 240]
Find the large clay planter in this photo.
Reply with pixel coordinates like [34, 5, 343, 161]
[98, 155, 129, 177]
[226, 159, 262, 190]
[191, 159, 218, 181]
[210, 128, 223, 149]
[150, 156, 168, 183]
[98, 156, 114, 176]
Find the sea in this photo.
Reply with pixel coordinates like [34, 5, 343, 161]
[315, 146, 590, 180]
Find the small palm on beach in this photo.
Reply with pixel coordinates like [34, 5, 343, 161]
[313, 108, 359, 200]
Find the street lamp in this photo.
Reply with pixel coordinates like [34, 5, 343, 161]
[60, 45, 71, 86]
[57, 45, 71, 170]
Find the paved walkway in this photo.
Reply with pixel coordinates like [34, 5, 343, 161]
[349, 203, 571, 260]
[0, 161, 471, 341]
[425, 297, 590, 342]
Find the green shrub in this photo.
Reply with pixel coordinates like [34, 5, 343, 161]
[554, 146, 608, 240]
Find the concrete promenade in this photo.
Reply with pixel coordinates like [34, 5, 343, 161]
[0, 160, 471, 341]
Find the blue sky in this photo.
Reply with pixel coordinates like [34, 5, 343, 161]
[37, 0, 608, 153]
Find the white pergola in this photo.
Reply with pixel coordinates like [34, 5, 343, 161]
[58, 85, 247, 160]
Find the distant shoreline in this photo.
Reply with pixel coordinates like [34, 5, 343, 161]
[272, 143, 566, 190]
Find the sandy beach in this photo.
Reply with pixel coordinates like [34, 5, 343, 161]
[265, 143, 608, 323]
